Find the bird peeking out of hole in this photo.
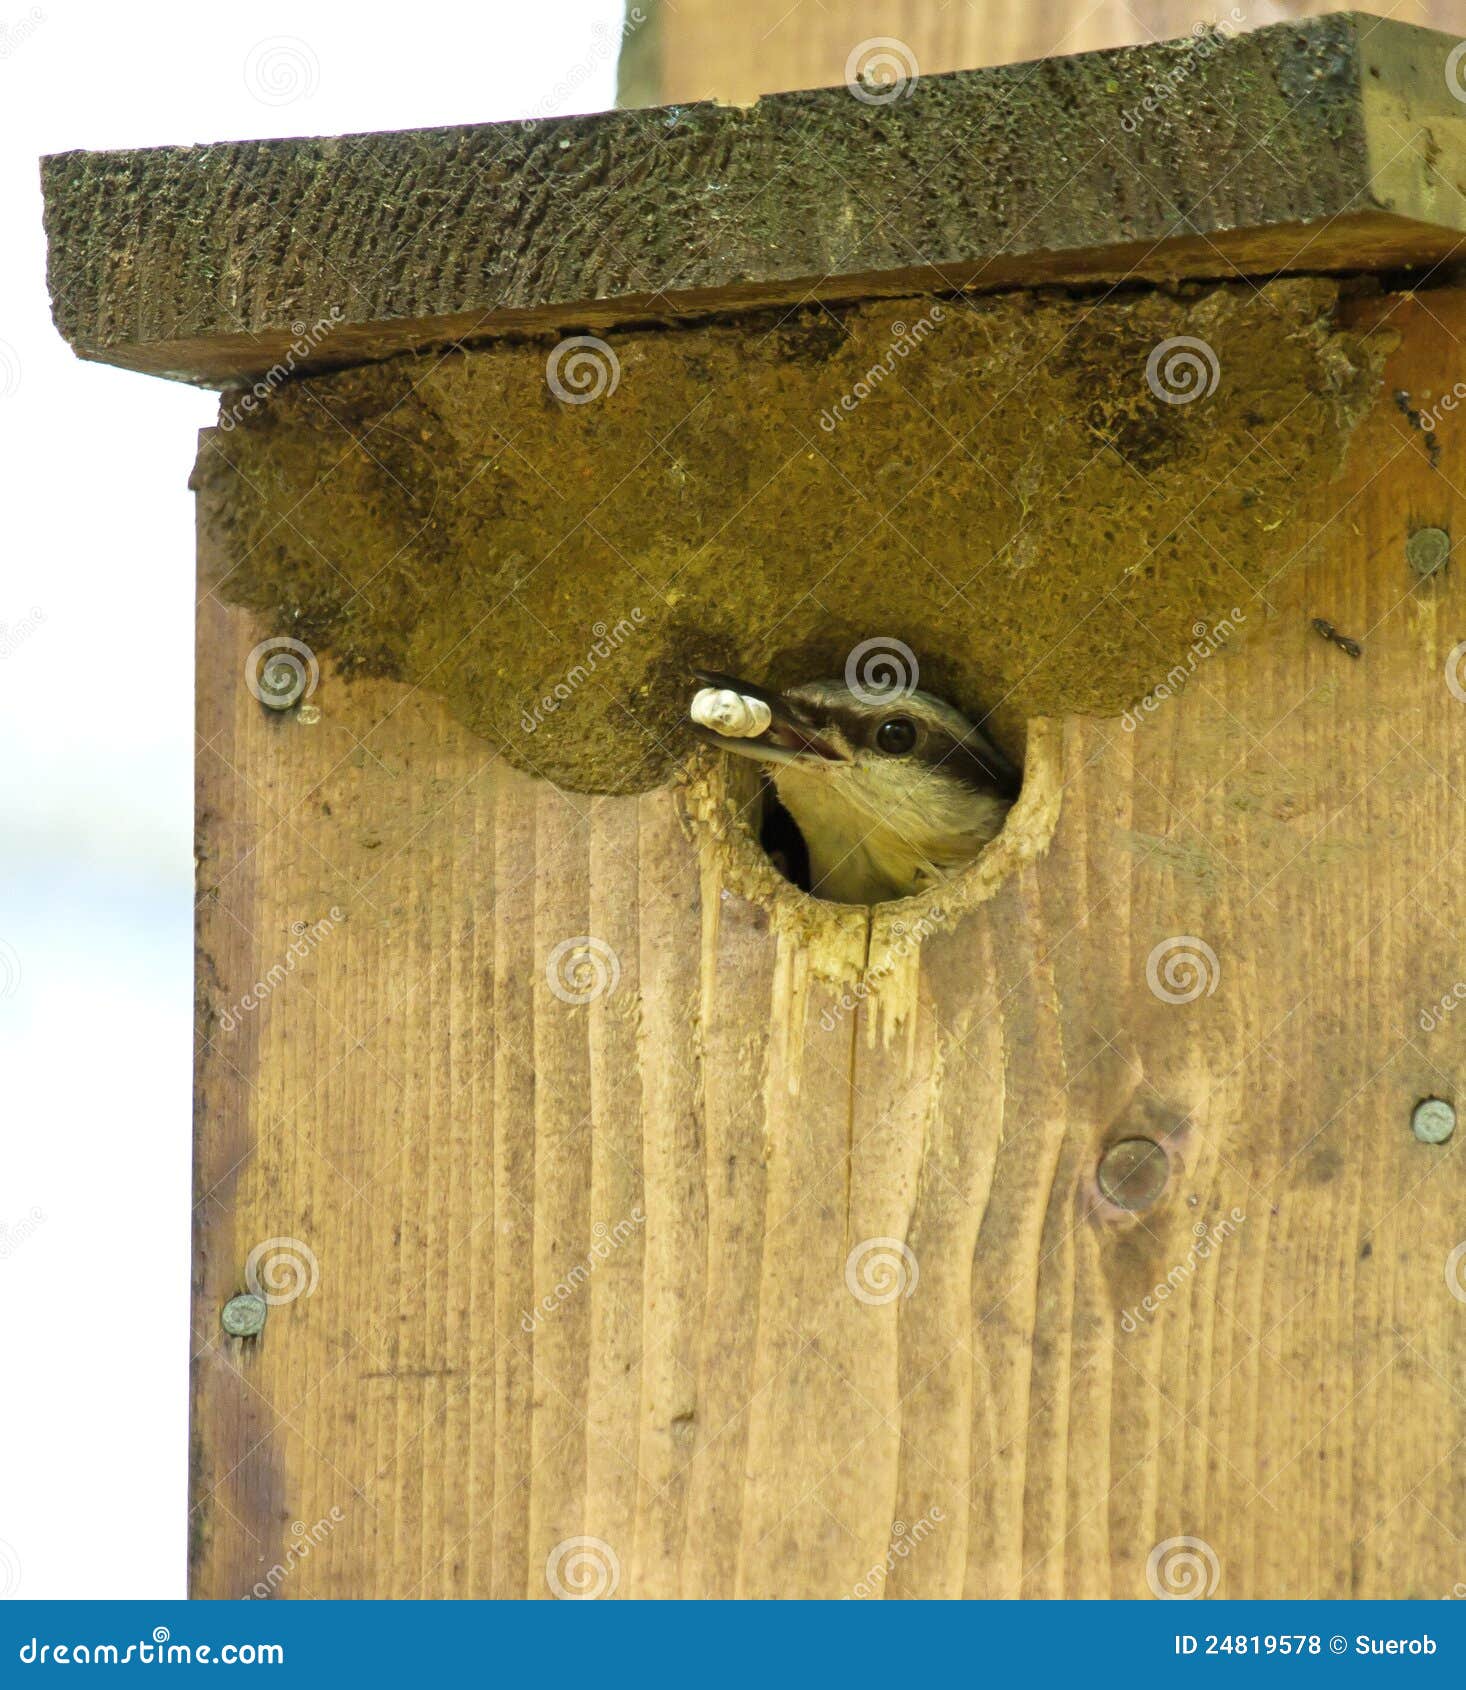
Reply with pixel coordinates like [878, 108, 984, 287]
[689, 668, 1022, 906]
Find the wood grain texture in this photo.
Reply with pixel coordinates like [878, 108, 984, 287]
[647, 0, 1466, 104]
[43, 14, 1466, 387]
[194, 287, 1466, 1598]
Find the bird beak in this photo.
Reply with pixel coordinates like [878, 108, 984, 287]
[690, 669, 851, 766]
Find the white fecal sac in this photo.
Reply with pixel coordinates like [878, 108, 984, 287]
[689, 686, 772, 739]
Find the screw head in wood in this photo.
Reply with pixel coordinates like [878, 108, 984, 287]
[221, 1292, 267, 1338]
[1097, 1137, 1169, 1210]
[1411, 1097, 1456, 1144]
[1406, 527, 1450, 578]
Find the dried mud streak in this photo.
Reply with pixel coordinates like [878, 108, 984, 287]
[193, 278, 1388, 794]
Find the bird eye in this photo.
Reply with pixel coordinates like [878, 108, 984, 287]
[875, 716, 917, 755]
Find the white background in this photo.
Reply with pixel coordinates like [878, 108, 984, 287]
[0, 0, 621, 1599]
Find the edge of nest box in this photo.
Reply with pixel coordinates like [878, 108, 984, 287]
[40, 12, 1466, 388]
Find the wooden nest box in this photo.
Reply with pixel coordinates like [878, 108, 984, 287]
[41, 13, 1466, 1597]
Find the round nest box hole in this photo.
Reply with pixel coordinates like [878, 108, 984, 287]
[682, 717, 1063, 942]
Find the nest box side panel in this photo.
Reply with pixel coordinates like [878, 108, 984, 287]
[193, 291, 1466, 1600]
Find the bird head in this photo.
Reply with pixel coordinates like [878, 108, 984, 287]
[689, 669, 1022, 905]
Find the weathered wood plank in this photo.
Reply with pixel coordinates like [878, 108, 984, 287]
[193, 284, 1466, 1597]
[45, 14, 1466, 386]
